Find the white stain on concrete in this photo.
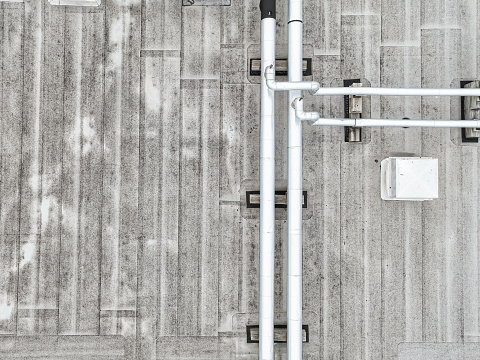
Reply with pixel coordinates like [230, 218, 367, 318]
[146, 129, 159, 139]
[67, 116, 99, 156]
[109, 16, 124, 48]
[227, 126, 235, 140]
[61, 207, 77, 234]
[82, 116, 98, 155]
[40, 195, 59, 230]
[0, 303, 13, 321]
[19, 242, 35, 269]
[145, 71, 161, 113]
[112, 0, 140, 6]
[30, 173, 40, 192]
[107, 17, 124, 72]
[41, 197, 51, 228]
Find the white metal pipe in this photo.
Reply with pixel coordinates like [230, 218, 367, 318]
[265, 65, 320, 92]
[287, 1, 303, 359]
[267, 67, 480, 97]
[310, 86, 480, 96]
[289, 0, 303, 21]
[309, 118, 357, 126]
[309, 118, 480, 127]
[294, 98, 480, 127]
[260, 13, 276, 360]
[353, 118, 480, 127]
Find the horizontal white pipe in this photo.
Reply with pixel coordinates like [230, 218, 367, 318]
[260, 17, 276, 360]
[310, 87, 480, 96]
[266, 66, 480, 97]
[310, 118, 480, 127]
[294, 98, 480, 127]
[311, 118, 358, 126]
[354, 118, 480, 127]
[265, 65, 320, 92]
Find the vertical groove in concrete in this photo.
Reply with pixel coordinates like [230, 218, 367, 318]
[457, 0, 477, 78]
[303, 55, 343, 359]
[421, 28, 461, 342]
[178, 79, 220, 336]
[304, 0, 341, 55]
[181, 6, 221, 79]
[463, 148, 480, 342]
[341, 0, 381, 15]
[340, 11, 382, 360]
[141, 0, 181, 51]
[381, 0, 420, 45]
[0, 2, 23, 335]
[35, 3, 65, 335]
[218, 84, 243, 332]
[101, 0, 141, 338]
[380, 45, 423, 360]
[137, 49, 180, 358]
[17, 0, 43, 336]
[239, 85, 260, 317]
[59, 8, 104, 335]
[221, 0, 245, 45]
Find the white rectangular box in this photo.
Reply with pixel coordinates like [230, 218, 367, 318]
[381, 157, 438, 201]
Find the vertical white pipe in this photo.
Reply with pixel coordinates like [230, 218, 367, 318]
[288, 0, 303, 359]
[260, 10, 276, 360]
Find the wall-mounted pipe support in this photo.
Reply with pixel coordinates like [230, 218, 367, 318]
[260, 4, 276, 359]
[265, 65, 320, 92]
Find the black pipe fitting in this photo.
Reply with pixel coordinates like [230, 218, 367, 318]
[260, 0, 276, 19]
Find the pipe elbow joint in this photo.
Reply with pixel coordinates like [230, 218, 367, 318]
[265, 65, 277, 90]
[266, 66, 320, 92]
[293, 97, 319, 121]
[264, 64, 275, 79]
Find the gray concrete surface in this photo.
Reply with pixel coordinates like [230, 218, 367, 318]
[1, 0, 480, 359]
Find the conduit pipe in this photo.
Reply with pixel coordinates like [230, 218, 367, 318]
[265, 65, 320, 92]
[293, 98, 480, 127]
[267, 65, 480, 97]
[287, 0, 303, 359]
[312, 118, 480, 127]
[293, 97, 356, 125]
[310, 86, 480, 96]
[260, 0, 276, 359]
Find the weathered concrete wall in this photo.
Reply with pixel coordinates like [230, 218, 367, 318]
[1, 0, 480, 359]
